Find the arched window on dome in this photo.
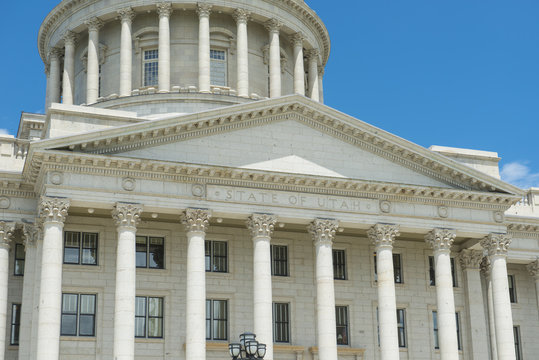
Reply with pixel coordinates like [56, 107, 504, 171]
[209, 27, 236, 89]
[133, 27, 159, 89]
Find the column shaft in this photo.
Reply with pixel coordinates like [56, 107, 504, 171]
[183, 209, 211, 360]
[485, 264, 499, 360]
[527, 261, 539, 309]
[318, 69, 324, 104]
[291, 33, 305, 96]
[45, 65, 51, 110]
[198, 4, 212, 93]
[307, 50, 319, 102]
[0, 223, 15, 360]
[86, 18, 103, 104]
[119, 8, 135, 97]
[62, 32, 76, 105]
[234, 9, 250, 98]
[157, 3, 172, 93]
[266, 20, 282, 98]
[48, 50, 61, 106]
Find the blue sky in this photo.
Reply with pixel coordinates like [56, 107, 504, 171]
[0, 1, 538, 188]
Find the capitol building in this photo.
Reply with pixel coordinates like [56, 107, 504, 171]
[0, 0, 537, 359]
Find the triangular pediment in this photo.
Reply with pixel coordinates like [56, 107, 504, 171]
[29, 95, 522, 195]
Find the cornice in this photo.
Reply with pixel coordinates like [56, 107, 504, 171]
[506, 216, 539, 238]
[0, 174, 35, 199]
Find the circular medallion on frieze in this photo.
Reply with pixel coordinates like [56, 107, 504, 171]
[50, 172, 64, 185]
[0, 197, 10, 209]
[438, 206, 449, 218]
[379, 200, 391, 214]
[192, 184, 206, 197]
[122, 178, 136, 191]
[493, 211, 505, 223]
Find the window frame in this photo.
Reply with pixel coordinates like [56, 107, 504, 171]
[335, 305, 349, 346]
[514, 326, 522, 360]
[333, 249, 347, 280]
[135, 296, 164, 339]
[429, 256, 457, 287]
[60, 293, 96, 337]
[508, 275, 517, 303]
[397, 309, 407, 348]
[206, 299, 228, 341]
[63, 231, 99, 266]
[10, 303, 21, 346]
[374, 252, 403, 284]
[273, 302, 290, 343]
[136, 235, 165, 269]
[210, 48, 228, 87]
[142, 48, 159, 87]
[271, 244, 289, 277]
[432, 311, 461, 350]
[14, 244, 25, 276]
[205, 240, 228, 273]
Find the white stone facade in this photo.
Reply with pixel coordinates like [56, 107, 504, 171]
[0, 1, 538, 360]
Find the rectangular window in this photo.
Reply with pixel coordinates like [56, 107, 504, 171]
[397, 309, 406, 348]
[205, 241, 228, 273]
[433, 311, 461, 350]
[335, 306, 349, 345]
[514, 326, 522, 360]
[14, 244, 25, 276]
[210, 49, 227, 87]
[333, 250, 347, 280]
[135, 296, 164, 338]
[143, 49, 159, 87]
[10, 304, 21, 345]
[64, 232, 98, 265]
[206, 299, 228, 340]
[136, 236, 165, 269]
[61, 294, 96, 337]
[508, 275, 517, 303]
[429, 256, 457, 287]
[271, 245, 288, 277]
[374, 253, 403, 283]
[273, 302, 290, 343]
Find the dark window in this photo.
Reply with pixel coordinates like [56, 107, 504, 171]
[456, 312, 462, 350]
[271, 245, 288, 276]
[335, 306, 349, 345]
[10, 304, 21, 345]
[433, 311, 461, 350]
[429, 256, 457, 287]
[135, 296, 164, 338]
[397, 309, 406, 348]
[333, 250, 346, 280]
[514, 326, 522, 360]
[273, 303, 290, 343]
[508, 275, 517, 303]
[374, 253, 403, 283]
[61, 294, 96, 337]
[136, 236, 164, 269]
[64, 232, 98, 265]
[205, 241, 228, 273]
[206, 299, 228, 340]
[14, 244, 25, 276]
[143, 49, 159, 87]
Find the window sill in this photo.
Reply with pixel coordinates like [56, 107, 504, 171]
[135, 338, 164, 344]
[60, 336, 96, 342]
[136, 267, 170, 276]
[63, 264, 103, 273]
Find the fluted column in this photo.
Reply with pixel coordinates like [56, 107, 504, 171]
[308, 219, 339, 360]
[48, 48, 62, 106]
[247, 214, 277, 360]
[481, 234, 516, 360]
[367, 224, 400, 360]
[265, 19, 282, 98]
[527, 260, 539, 309]
[112, 203, 143, 360]
[85, 17, 103, 104]
[291, 33, 305, 96]
[234, 9, 251, 98]
[318, 68, 324, 104]
[19, 224, 39, 360]
[197, 4, 212, 93]
[36, 197, 70, 360]
[0, 222, 15, 360]
[45, 65, 51, 110]
[157, 3, 172, 93]
[481, 258, 498, 360]
[306, 49, 320, 102]
[62, 31, 77, 105]
[118, 8, 136, 97]
[459, 250, 490, 360]
[182, 208, 212, 360]
[425, 229, 459, 360]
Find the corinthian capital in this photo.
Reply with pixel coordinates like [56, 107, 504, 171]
[196, 3, 212, 18]
[39, 197, 70, 224]
[290, 32, 305, 47]
[112, 203, 143, 229]
[182, 208, 211, 233]
[23, 223, 40, 248]
[85, 17, 104, 32]
[480, 256, 491, 278]
[63, 31, 77, 47]
[157, 2, 173, 18]
[265, 19, 283, 33]
[425, 228, 456, 253]
[306, 49, 320, 63]
[247, 214, 277, 238]
[527, 259, 539, 280]
[458, 249, 484, 270]
[48, 47, 63, 61]
[308, 218, 339, 246]
[118, 7, 136, 23]
[0, 222, 16, 248]
[481, 233, 511, 257]
[233, 9, 251, 24]
[368, 224, 400, 249]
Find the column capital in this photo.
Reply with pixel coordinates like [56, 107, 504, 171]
[481, 233, 511, 257]
[246, 214, 277, 238]
[233, 8, 251, 24]
[118, 7, 136, 23]
[458, 249, 484, 270]
[44, 64, 50, 76]
[48, 47, 63, 62]
[112, 203, 143, 229]
[0, 222, 16, 249]
[306, 48, 320, 62]
[480, 256, 491, 277]
[156, 2, 173, 18]
[425, 228, 456, 253]
[527, 259, 539, 280]
[318, 67, 325, 76]
[39, 197, 70, 224]
[85, 17, 104, 32]
[368, 223, 400, 249]
[290, 32, 305, 47]
[63, 31, 77, 47]
[196, 3, 212, 18]
[308, 218, 339, 246]
[265, 18, 283, 33]
[182, 208, 211, 233]
[23, 223, 40, 248]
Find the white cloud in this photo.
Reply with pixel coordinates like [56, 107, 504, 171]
[500, 161, 539, 189]
[0, 129, 9, 136]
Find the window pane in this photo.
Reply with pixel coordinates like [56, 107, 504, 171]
[272, 245, 288, 277]
[135, 297, 146, 317]
[148, 297, 163, 317]
[14, 260, 24, 276]
[397, 309, 406, 347]
[136, 236, 147, 268]
[63, 294, 78, 313]
[433, 311, 439, 349]
[82, 233, 98, 265]
[135, 317, 146, 338]
[80, 295, 96, 315]
[429, 256, 436, 286]
[333, 250, 346, 280]
[61, 314, 77, 336]
[64, 248, 80, 264]
[210, 50, 227, 86]
[205, 241, 211, 272]
[274, 303, 289, 343]
[65, 232, 80, 247]
[11, 304, 21, 345]
[212, 242, 228, 272]
[79, 315, 95, 336]
[148, 318, 163, 338]
[149, 237, 164, 269]
[336, 306, 348, 345]
[393, 254, 402, 283]
[14, 244, 25, 275]
[206, 300, 211, 339]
